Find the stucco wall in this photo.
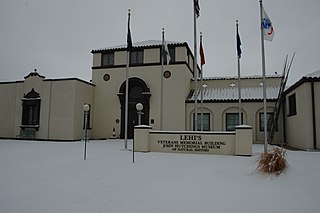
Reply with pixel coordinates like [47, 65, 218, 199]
[285, 83, 314, 149]
[91, 46, 193, 139]
[0, 83, 21, 137]
[0, 74, 94, 141]
[315, 81, 320, 149]
[186, 101, 281, 144]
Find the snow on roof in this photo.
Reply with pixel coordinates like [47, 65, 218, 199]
[303, 69, 320, 79]
[92, 40, 186, 52]
[187, 86, 280, 102]
[203, 74, 281, 80]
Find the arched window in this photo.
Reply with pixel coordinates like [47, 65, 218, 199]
[21, 88, 41, 129]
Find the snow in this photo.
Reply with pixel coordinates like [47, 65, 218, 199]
[188, 86, 280, 102]
[1, 139, 319, 213]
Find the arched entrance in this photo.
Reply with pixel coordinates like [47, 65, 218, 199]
[118, 77, 151, 139]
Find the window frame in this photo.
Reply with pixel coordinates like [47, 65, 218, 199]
[130, 50, 144, 65]
[288, 93, 297, 116]
[193, 113, 210, 131]
[101, 52, 114, 67]
[21, 89, 41, 130]
[226, 113, 243, 131]
[259, 112, 277, 132]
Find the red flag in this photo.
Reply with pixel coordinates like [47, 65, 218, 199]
[200, 38, 205, 65]
[194, 0, 200, 18]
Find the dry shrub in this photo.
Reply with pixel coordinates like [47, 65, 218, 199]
[257, 147, 288, 175]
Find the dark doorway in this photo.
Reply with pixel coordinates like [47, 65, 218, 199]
[118, 78, 151, 139]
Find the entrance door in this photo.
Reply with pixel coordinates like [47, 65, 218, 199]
[118, 78, 151, 139]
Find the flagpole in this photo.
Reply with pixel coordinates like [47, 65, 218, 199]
[236, 20, 242, 126]
[259, 0, 268, 154]
[200, 32, 204, 131]
[160, 28, 165, 130]
[193, 0, 199, 131]
[124, 9, 131, 149]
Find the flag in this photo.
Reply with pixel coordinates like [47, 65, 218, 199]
[236, 31, 242, 58]
[163, 39, 171, 65]
[200, 38, 205, 65]
[262, 6, 274, 41]
[127, 12, 132, 50]
[194, 0, 200, 18]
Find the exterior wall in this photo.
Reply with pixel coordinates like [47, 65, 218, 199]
[91, 65, 192, 138]
[0, 82, 22, 137]
[186, 101, 281, 144]
[285, 82, 316, 149]
[176, 46, 188, 62]
[115, 51, 126, 65]
[91, 46, 193, 139]
[0, 74, 94, 141]
[45, 81, 76, 140]
[45, 80, 94, 140]
[315, 81, 320, 149]
[91, 66, 123, 139]
[73, 81, 95, 140]
[285, 83, 312, 149]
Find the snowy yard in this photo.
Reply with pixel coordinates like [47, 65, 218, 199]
[0, 139, 319, 213]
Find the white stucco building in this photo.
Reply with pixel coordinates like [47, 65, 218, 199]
[0, 40, 319, 150]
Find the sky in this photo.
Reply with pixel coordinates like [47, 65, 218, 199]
[1, 0, 319, 85]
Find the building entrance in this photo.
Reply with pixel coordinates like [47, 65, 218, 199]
[118, 78, 151, 139]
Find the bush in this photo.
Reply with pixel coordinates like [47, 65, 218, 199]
[257, 147, 288, 175]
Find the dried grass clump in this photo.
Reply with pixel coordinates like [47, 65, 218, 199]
[257, 147, 288, 175]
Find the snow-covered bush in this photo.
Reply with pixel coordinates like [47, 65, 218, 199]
[257, 147, 288, 175]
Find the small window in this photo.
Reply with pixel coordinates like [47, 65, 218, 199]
[130, 50, 144, 65]
[193, 113, 210, 131]
[288, 94, 297, 116]
[226, 113, 243, 131]
[101, 52, 114, 67]
[169, 47, 175, 63]
[260, 112, 277, 132]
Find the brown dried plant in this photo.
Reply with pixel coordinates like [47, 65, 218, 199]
[257, 147, 288, 175]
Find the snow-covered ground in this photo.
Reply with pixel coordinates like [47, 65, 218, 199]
[0, 139, 319, 213]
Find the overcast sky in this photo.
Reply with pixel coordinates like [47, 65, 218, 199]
[1, 0, 319, 85]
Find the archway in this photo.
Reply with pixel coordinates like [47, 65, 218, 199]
[118, 77, 151, 139]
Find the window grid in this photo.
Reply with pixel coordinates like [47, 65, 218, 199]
[288, 94, 297, 116]
[130, 50, 144, 65]
[193, 113, 210, 131]
[101, 52, 114, 67]
[226, 113, 243, 131]
[260, 112, 277, 132]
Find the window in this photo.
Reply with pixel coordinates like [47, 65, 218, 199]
[130, 50, 144, 65]
[21, 89, 41, 129]
[101, 52, 114, 67]
[169, 47, 175, 63]
[288, 94, 297, 116]
[226, 113, 243, 131]
[193, 113, 210, 131]
[260, 112, 277, 132]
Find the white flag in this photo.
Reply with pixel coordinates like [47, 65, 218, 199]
[163, 39, 171, 65]
[262, 6, 274, 41]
